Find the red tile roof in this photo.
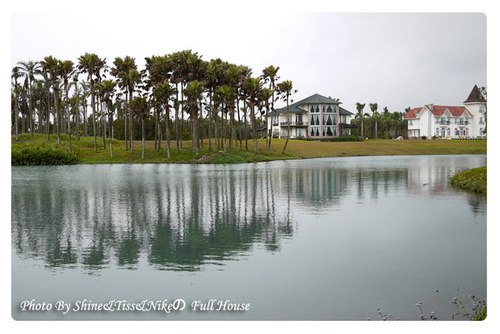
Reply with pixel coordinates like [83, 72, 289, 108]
[405, 107, 422, 119]
[404, 105, 470, 119]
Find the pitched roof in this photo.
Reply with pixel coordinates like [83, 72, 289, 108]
[296, 93, 342, 105]
[404, 107, 423, 119]
[426, 105, 470, 117]
[404, 105, 470, 119]
[463, 85, 486, 104]
[273, 93, 354, 115]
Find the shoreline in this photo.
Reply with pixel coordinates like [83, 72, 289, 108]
[11, 135, 487, 166]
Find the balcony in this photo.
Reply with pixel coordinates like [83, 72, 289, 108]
[280, 121, 308, 127]
[455, 120, 469, 125]
[435, 120, 450, 125]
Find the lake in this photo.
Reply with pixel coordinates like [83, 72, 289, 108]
[11, 155, 487, 320]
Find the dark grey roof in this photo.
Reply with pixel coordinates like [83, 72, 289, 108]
[297, 93, 342, 105]
[271, 93, 354, 116]
[463, 85, 486, 104]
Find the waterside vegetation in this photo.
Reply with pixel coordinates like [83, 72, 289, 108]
[12, 133, 486, 165]
[449, 166, 487, 195]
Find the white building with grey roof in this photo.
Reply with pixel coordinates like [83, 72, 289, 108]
[267, 93, 356, 139]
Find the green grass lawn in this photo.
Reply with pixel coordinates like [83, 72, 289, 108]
[11, 133, 487, 165]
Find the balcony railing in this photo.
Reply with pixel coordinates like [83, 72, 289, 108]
[280, 121, 308, 127]
[435, 120, 450, 125]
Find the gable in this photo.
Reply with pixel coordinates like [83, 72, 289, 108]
[405, 107, 422, 119]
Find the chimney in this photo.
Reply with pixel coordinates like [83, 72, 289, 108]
[428, 104, 434, 110]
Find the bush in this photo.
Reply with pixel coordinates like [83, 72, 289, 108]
[12, 145, 79, 166]
[329, 136, 359, 142]
[449, 166, 486, 195]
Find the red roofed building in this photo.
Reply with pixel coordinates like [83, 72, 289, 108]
[405, 85, 486, 139]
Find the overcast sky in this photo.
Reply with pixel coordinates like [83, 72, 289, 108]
[6, 1, 492, 115]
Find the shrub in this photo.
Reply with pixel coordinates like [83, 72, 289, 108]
[449, 166, 486, 195]
[329, 136, 359, 142]
[12, 145, 79, 165]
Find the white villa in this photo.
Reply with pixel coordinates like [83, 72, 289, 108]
[405, 85, 486, 139]
[267, 93, 356, 139]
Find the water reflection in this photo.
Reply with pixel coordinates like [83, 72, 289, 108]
[11, 156, 486, 273]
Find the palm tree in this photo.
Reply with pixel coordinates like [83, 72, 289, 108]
[58, 60, 74, 151]
[11, 67, 22, 140]
[205, 58, 230, 151]
[100, 79, 117, 158]
[261, 87, 272, 155]
[77, 53, 107, 151]
[145, 55, 174, 152]
[17, 60, 41, 136]
[276, 80, 297, 154]
[261, 65, 280, 151]
[70, 74, 82, 140]
[40, 56, 61, 144]
[369, 103, 378, 139]
[215, 84, 236, 152]
[111, 56, 139, 151]
[242, 77, 263, 154]
[152, 82, 177, 158]
[183, 80, 204, 155]
[129, 96, 149, 159]
[356, 102, 366, 138]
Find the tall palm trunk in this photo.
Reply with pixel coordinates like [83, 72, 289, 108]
[91, 83, 97, 151]
[165, 104, 171, 159]
[141, 117, 145, 159]
[129, 90, 134, 153]
[124, 92, 128, 150]
[250, 101, 258, 154]
[54, 89, 60, 146]
[108, 106, 114, 158]
[14, 89, 19, 141]
[64, 84, 72, 152]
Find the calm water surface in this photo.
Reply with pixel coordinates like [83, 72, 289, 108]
[11, 155, 486, 320]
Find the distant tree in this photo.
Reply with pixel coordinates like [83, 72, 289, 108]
[40, 56, 61, 144]
[77, 53, 107, 151]
[16, 60, 41, 136]
[11, 67, 22, 140]
[369, 103, 378, 139]
[356, 103, 366, 138]
[242, 77, 264, 154]
[277, 80, 297, 154]
[262, 65, 280, 152]
[130, 96, 150, 159]
[215, 84, 236, 152]
[152, 82, 177, 158]
[184, 80, 204, 155]
[58, 60, 74, 151]
[100, 79, 117, 158]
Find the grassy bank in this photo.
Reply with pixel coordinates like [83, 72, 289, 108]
[11, 134, 486, 165]
[449, 166, 487, 195]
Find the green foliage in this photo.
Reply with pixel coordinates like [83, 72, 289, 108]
[449, 166, 487, 195]
[12, 144, 79, 165]
[328, 136, 359, 142]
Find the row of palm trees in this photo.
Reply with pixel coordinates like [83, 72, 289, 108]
[11, 50, 296, 159]
[354, 102, 409, 139]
